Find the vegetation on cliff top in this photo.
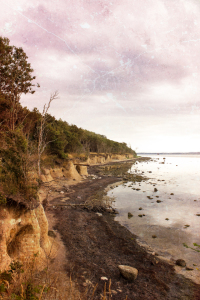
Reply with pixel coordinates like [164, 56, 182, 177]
[0, 36, 136, 204]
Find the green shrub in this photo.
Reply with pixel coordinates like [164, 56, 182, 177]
[0, 130, 38, 202]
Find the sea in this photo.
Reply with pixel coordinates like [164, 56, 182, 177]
[107, 154, 200, 283]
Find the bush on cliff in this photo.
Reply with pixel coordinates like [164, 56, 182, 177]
[0, 129, 38, 202]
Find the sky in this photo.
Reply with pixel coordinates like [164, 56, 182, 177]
[0, 0, 200, 153]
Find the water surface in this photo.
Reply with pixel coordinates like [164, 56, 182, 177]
[108, 155, 200, 282]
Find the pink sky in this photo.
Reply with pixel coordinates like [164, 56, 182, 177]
[1, 0, 200, 152]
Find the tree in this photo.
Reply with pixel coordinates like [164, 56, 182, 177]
[0, 36, 36, 130]
[37, 91, 59, 176]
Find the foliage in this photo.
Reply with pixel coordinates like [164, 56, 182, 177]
[0, 192, 7, 205]
[0, 36, 36, 97]
[0, 129, 38, 201]
[183, 243, 200, 253]
[0, 35, 136, 206]
[0, 36, 36, 130]
[0, 260, 48, 300]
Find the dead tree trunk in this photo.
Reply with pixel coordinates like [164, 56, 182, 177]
[37, 91, 59, 176]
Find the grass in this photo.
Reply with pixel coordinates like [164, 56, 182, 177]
[0, 242, 80, 300]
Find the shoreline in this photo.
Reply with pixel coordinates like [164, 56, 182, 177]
[47, 158, 200, 299]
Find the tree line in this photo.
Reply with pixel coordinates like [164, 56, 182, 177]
[0, 36, 136, 203]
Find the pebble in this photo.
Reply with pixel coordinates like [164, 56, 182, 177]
[128, 212, 133, 218]
[176, 259, 186, 267]
[101, 277, 108, 281]
[96, 212, 102, 217]
[186, 266, 194, 271]
[118, 265, 138, 281]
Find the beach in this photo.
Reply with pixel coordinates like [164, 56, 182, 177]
[46, 158, 200, 299]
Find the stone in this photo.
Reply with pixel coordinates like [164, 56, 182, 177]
[48, 230, 56, 238]
[96, 212, 102, 217]
[154, 188, 158, 192]
[184, 224, 190, 228]
[101, 276, 108, 281]
[152, 235, 157, 238]
[186, 266, 194, 271]
[128, 212, 133, 219]
[118, 265, 138, 281]
[176, 259, 186, 267]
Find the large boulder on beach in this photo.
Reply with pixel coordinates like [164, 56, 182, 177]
[118, 265, 138, 281]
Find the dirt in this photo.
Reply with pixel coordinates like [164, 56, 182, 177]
[46, 159, 200, 300]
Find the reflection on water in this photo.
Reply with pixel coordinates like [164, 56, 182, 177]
[108, 155, 200, 283]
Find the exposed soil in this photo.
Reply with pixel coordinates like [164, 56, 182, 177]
[47, 159, 200, 299]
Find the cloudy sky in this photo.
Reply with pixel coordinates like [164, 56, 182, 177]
[1, 0, 200, 152]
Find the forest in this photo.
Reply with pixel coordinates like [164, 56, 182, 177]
[0, 36, 135, 203]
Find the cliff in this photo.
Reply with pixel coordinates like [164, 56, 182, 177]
[0, 153, 134, 273]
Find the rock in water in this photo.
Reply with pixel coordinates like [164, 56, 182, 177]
[128, 212, 133, 219]
[118, 265, 138, 281]
[176, 259, 186, 267]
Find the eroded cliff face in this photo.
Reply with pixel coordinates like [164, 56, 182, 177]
[39, 154, 134, 183]
[40, 161, 82, 183]
[0, 154, 134, 273]
[0, 203, 54, 272]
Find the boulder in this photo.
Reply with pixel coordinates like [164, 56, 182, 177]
[118, 265, 138, 281]
[176, 259, 186, 267]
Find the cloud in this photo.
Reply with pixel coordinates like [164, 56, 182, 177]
[1, 0, 200, 151]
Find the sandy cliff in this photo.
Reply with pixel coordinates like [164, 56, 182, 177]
[0, 153, 135, 273]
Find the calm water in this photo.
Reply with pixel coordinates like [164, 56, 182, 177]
[108, 155, 200, 282]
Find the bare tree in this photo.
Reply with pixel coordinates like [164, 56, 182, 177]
[37, 91, 59, 176]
